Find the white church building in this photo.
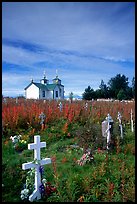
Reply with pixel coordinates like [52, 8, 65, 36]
[24, 73, 64, 100]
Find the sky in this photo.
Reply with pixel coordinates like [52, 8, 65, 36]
[2, 2, 135, 98]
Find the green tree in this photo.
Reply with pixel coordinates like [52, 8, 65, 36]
[126, 86, 133, 99]
[108, 74, 129, 99]
[99, 80, 109, 98]
[117, 89, 127, 100]
[82, 86, 95, 100]
[94, 89, 102, 99]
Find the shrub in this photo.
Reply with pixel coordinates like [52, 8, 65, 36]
[75, 120, 102, 151]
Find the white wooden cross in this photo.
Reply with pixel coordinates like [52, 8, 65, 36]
[16, 97, 18, 104]
[117, 112, 123, 139]
[59, 102, 63, 112]
[106, 114, 113, 150]
[22, 135, 51, 202]
[39, 112, 46, 125]
[85, 102, 88, 111]
[131, 109, 134, 132]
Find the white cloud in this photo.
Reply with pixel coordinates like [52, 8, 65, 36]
[2, 2, 135, 59]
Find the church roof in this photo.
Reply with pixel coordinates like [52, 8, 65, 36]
[24, 82, 48, 90]
[33, 83, 48, 90]
[53, 77, 61, 81]
[24, 82, 61, 91]
[46, 84, 57, 91]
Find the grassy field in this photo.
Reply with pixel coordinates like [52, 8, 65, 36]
[2, 119, 135, 202]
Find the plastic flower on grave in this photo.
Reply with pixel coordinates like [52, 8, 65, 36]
[45, 182, 56, 196]
[42, 178, 47, 186]
[39, 166, 44, 175]
[77, 151, 94, 166]
[10, 135, 18, 144]
[98, 147, 101, 153]
[67, 132, 71, 137]
[39, 183, 45, 195]
[20, 188, 29, 200]
[20, 140, 27, 144]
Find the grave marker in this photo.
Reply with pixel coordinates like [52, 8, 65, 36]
[3, 98, 7, 103]
[22, 135, 51, 202]
[106, 114, 113, 150]
[102, 120, 108, 138]
[59, 102, 63, 112]
[131, 109, 134, 132]
[85, 102, 88, 111]
[102, 114, 113, 150]
[117, 112, 123, 139]
[39, 112, 46, 130]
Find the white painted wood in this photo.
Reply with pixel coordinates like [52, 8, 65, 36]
[131, 109, 134, 132]
[26, 84, 39, 99]
[106, 114, 113, 150]
[22, 162, 36, 170]
[59, 102, 63, 112]
[117, 112, 123, 139]
[22, 135, 51, 202]
[102, 120, 108, 138]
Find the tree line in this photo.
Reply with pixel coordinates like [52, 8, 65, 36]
[82, 74, 135, 100]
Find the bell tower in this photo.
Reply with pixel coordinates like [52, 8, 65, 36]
[40, 71, 49, 84]
[53, 69, 61, 85]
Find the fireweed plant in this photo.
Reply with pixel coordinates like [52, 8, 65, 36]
[2, 99, 135, 138]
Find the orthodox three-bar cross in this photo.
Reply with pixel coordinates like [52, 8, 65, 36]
[22, 135, 51, 202]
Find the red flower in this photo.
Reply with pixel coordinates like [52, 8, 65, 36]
[98, 148, 101, 153]
[67, 132, 71, 137]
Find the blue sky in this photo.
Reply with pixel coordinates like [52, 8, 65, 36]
[2, 2, 135, 97]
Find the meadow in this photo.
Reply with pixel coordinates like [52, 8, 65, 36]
[2, 98, 135, 202]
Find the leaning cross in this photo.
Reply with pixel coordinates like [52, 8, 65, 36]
[22, 135, 51, 202]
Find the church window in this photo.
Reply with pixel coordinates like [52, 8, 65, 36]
[56, 91, 58, 98]
[42, 91, 45, 97]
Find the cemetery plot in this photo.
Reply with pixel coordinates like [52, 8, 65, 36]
[2, 98, 135, 202]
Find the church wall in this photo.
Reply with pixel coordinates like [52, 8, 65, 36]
[60, 86, 64, 99]
[26, 84, 39, 99]
[46, 91, 53, 99]
[39, 89, 53, 99]
[53, 86, 64, 100]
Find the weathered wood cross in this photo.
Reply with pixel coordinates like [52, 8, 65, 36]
[39, 112, 46, 125]
[22, 135, 51, 202]
[106, 114, 113, 150]
[117, 112, 123, 139]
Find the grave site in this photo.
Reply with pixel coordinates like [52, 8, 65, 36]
[2, 98, 135, 202]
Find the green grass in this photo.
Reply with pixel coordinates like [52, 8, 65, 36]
[2, 122, 135, 202]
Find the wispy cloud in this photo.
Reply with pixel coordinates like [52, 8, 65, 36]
[2, 2, 135, 97]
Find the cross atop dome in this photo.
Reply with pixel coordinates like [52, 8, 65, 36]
[53, 69, 61, 85]
[56, 69, 58, 78]
[40, 70, 49, 84]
